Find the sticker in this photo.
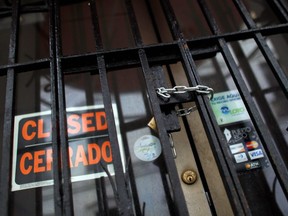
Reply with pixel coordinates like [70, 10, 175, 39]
[229, 143, 245, 154]
[245, 161, 261, 170]
[248, 149, 264, 160]
[246, 141, 259, 150]
[134, 135, 162, 162]
[234, 153, 248, 163]
[147, 117, 158, 132]
[210, 90, 250, 125]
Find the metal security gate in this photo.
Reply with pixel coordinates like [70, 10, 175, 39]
[0, 0, 288, 215]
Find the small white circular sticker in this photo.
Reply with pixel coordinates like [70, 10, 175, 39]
[134, 135, 162, 161]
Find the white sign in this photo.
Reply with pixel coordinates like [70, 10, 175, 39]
[210, 90, 250, 125]
[12, 105, 125, 191]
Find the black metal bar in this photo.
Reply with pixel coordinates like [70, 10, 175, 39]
[160, 0, 250, 214]
[0, 0, 19, 215]
[220, 39, 288, 197]
[97, 55, 133, 215]
[277, 0, 288, 15]
[198, 0, 288, 206]
[199, 0, 288, 200]
[0, 58, 50, 75]
[233, 0, 288, 99]
[89, 0, 103, 51]
[139, 50, 189, 216]
[89, 1, 135, 214]
[48, 0, 63, 214]
[267, 0, 288, 22]
[1, 21, 288, 75]
[124, 0, 143, 47]
[49, 0, 74, 215]
[124, 1, 189, 215]
[230, 42, 288, 166]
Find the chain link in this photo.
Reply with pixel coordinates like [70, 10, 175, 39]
[176, 105, 197, 117]
[156, 85, 214, 100]
[168, 133, 177, 159]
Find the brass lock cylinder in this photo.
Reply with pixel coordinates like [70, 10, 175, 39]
[181, 170, 197, 185]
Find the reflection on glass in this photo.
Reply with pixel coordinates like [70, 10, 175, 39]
[108, 68, 174, 215]
[196, 53, 288, 215]
[0, 76, 6, 175]
[229, 39, 288, 148]
[170, 0, 211, 38]
[18, 13, 49, 62]
[268, 34, 288, 77]
[0, 17, 11, 65]
[204, 0, 247, 32]
[96, 0, 135, 49]
[12, 69, 55, 216]
[61, 2, 96, 56]
[242, 0, 280, 27]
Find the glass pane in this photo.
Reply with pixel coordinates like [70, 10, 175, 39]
[242, 0, 280, 27]
[18, 13, 49, 63]
[96, 0, 135, 50]
[61, 1, 96, 56]
[267, 34, 288, 77]
[204, 0, 247, 32]
[170, 0, 212, 38]
[64, 72, 116, 215]
[108, 68, 173, 215]
[12, 69, 54, 216]
[229, 39, 288, 154]
[196, 53, 288, 215]
[0, 75, 6, 173]
[131, 0, 161, 45]
[0, 17, 11, 65]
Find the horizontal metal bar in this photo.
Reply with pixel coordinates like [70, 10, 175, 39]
[0, 58, 50, 75]
[0, 22, 287, 75]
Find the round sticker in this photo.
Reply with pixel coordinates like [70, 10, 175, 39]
[134, 135, 162, 161]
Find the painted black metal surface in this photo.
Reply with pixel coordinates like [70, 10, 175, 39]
[0, 0, 287, 215]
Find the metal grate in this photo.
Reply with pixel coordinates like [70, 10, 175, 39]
[0, 0, 288, 215]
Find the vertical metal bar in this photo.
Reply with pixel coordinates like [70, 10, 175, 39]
[199, 0, 288, 200]
[124, 0, 143, 47]
[97, 55, 133, 215]
[233, 0, 288, 99]
[89, 0, 103, 51]
[49, 0, 74, 215]
[160, 0, 249, 214]
[87, 2, 109, 213]
[124, 1, 189, 215]
[89, 1, 134, 214]
[139, 50, 189, 216]
[0, 0, 19, 215]
[49, 0, 63, 214]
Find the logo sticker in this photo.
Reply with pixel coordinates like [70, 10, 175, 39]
[246, 141, 259, 150]
[245, 161, 261, 170]
[229, 143, 245, 154]
[248, 149, 264, 160]
[234, 153, 248, 163]
[221, 106, 230, 115]
[134, 135, 162, 162]
[223, 128, 232, 142]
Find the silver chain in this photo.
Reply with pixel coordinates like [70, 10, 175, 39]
[156, 85, 214, 100]
[176, 105, 197, 117]
[168, 133, 177, 159]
